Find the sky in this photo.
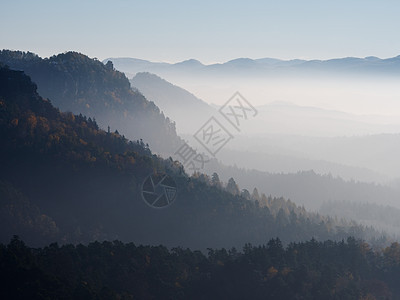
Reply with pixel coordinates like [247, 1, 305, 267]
[1, 0, 400, 63]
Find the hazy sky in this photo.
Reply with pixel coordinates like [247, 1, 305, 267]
[2, 0, 400, 63]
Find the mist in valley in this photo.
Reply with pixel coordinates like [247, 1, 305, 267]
[122, 59, 400, 235]
[4, 0, 400, 297]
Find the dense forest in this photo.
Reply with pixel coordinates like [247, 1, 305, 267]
[0, 65, 387, 249]
[1, 236, 400, 299]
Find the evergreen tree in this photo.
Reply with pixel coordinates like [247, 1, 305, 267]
[251, 187, 260, 201]
[211, 172, 221, 188]
[226, 177, 240, 196]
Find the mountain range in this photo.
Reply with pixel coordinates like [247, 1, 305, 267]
[3, 49, 400, 299]
[104, 55, 400, 78]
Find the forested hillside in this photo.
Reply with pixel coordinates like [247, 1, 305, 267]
[130, 72, 215, 134]
[0, 50, 180, 154]
[0, 65, 385, 249]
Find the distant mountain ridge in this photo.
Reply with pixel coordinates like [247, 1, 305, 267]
[104, 54, 400, 77]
